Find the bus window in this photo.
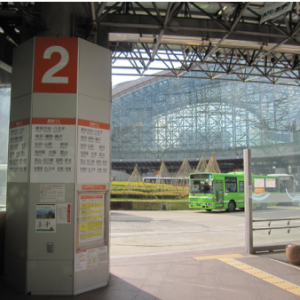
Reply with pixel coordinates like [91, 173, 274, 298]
[279, 176, 293, 192]
[268, 174, 296, 192]
[239, 181, 244, 192]
[225, 177, 237, 192]
[190, 180, 213, 194]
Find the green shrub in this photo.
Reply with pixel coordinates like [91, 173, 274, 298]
[111, 189, 189, 199]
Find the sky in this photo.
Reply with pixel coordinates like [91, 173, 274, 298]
[111, 75, 140, 87]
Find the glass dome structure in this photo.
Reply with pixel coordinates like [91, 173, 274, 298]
[112, 75, 300, 163]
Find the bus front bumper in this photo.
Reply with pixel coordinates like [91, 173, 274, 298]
[189, 201, 214, 210]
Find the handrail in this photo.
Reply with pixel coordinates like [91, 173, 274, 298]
[253, 225, 300, 231]
[253, 217, 300, 222]
[252, 217, 300, 235]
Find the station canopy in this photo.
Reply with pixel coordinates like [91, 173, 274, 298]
[1, 2, 300, 86]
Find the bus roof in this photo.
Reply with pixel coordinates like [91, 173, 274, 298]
[267, 173, 292, 177]
[190, 172, 279, 179]
[227, 172, 244, 175]
[190, 172, 244, 178]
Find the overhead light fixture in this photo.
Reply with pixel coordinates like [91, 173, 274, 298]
[218, 6, 227, 15]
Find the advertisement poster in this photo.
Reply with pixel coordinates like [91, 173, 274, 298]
[40, 184, 65, 202]
[57, 203, 71, 224]
[97, 246, 108, 266]
[79, 194, 104, 244]
[254, 178, 264, 188]
[7, 119, 30, 182]
[35, 204, 56, 232]
[30, 118, 76, 183]
[75, 250, 87, 272]
[77, 119, 110, 183]
[266, 178, 276, 188]
[87, 248, 98, 268]
[76, 247, 107, 271]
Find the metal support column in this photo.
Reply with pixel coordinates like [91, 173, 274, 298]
[244, 148, 253, 254]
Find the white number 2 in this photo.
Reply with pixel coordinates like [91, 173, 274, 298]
[42, 46, 69, 84]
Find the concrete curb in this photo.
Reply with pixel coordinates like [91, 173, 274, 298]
[111, 201, 189, 210]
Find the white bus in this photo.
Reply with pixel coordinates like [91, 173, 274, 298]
[143, 177, 174, 184]
[143, 176, 189, 185]
[267, 173, 297, 192]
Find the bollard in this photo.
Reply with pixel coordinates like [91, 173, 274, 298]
[286, 244, 300, 266]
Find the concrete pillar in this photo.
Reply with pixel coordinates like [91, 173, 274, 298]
[5, 36, 111, 295]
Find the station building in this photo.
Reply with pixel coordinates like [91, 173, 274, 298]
[111, 74, 300, 180]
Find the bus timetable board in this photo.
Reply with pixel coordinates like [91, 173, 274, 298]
[77, 193, 105, 250]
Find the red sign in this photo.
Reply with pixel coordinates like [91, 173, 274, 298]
[82, 185, 107, 190]
[67, 204, 71, 223]
[78, 119, 110, 130]
[10, 118, 30, 128]
[81, 195, 103, 199]
[33, 37, 78, 93]
[32, 118, 76, 125]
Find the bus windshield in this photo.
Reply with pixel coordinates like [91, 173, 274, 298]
[190, 179, 213, 194]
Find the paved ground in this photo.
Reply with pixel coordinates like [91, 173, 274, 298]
[1, 208, 300, 299]
[2, 246, 300, 300]
[111, 209, 246, 257]
[111, 207, 300, 257]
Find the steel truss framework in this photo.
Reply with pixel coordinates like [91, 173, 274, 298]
[105, 2, 300, 86]
[2, 3, 300, 86]
[112, 76, 300, 161]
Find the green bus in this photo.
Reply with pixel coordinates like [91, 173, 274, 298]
[188, 172, 280, 212]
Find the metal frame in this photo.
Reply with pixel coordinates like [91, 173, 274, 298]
[2, 2, 300, 85]
[244, 149, 253, 254]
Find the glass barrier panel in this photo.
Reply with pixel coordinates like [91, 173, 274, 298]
[0, 66, 11, 211]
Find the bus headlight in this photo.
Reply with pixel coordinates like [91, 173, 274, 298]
[206, 203, 212, 206]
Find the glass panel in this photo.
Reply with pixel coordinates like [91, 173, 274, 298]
[239, 181, 244, 192]
[219, 181, 223, 202]
[225, 177, 237, 192]
[189, 179, 213, 194]
[0, 65, 11, 211]
[250, 83, 300, 249]
[215, 181, 219, 202]
[252, 176, 300, 249]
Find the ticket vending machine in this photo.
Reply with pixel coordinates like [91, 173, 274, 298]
[5, 37, 111, 295]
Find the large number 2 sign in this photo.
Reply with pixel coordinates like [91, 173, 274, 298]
[42, 46, 69, 84]
[33, 37, 78, 93]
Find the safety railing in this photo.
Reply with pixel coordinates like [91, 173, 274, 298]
[253, 217, 300, 235]
[244, 149, 300, 254]
[251, 217, 300, 253]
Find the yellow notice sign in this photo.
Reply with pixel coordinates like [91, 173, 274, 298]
[79, 194, 104, 243]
